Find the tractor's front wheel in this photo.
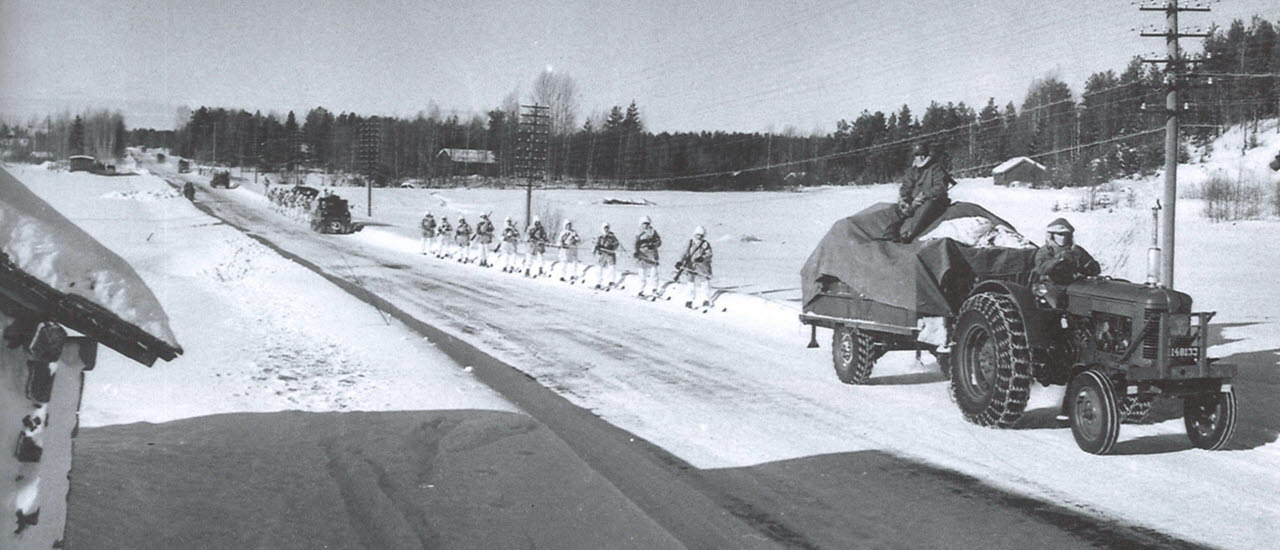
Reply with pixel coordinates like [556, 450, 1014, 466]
[1068, 369, 1121, 455]
[950, 292, 1033, 428]
[1185, 390, 1236, 450]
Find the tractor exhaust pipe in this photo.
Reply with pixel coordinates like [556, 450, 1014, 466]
[1147, 201, 1162, 286]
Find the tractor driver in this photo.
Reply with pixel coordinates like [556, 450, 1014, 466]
[1033, 218, 1101, 283]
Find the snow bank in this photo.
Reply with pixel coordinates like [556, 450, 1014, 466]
[100, 188, 182, 202]
[0, 167, 179, 348]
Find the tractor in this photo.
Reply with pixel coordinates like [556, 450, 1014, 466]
[801, 202, 1235, 454]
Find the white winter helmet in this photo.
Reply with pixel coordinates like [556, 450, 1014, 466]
[504, 216, 511, 224]
[563, 219, 572, 227]
[602, 222, 610, 231]
[532, 216, 541, 224]
[694, 225, 706, 236]
[640, 215, 652, 225]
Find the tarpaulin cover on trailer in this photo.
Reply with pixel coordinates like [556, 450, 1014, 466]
[800, 202, 1039, 319]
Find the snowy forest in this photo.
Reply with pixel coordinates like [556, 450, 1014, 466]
[9, 16, 1278, 190]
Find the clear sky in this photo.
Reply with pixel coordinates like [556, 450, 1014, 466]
[2, 0, 1275, 132]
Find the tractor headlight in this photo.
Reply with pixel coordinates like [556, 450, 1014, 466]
[1033, 282, 1050, 297]
[1168, 313, 1192, 337]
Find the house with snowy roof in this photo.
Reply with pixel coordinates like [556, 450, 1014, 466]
[0, 167, 181, 549]
[436, 148, 497, 176]
[68, 155, 96, 173]
[992, 156, 1047, 187]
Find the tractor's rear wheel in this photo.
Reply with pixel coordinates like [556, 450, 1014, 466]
[831, 325, 878, 385]
[1068, 369, 1121, 455]
[1185, 390, 1236, 450]
[950, 292, 1033, 427]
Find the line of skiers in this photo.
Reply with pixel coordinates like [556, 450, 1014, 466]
[266, 186, 319, 221]
[417, 212, 715, 308]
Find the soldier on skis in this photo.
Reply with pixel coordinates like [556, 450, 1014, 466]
[882, 142, 955, 243]
[525, 217, 550, 277]
[678, 225, 714, 309]
[557, 219, 582, 282]
[454, 216, 473, 263]
[500, 217, 521, 272]
[474, 213, 495, 267]
[593, 222, 621, 290]
[419, 211, 437, 255]
[634, 215, 662, 296]
[436, 216, 453, 258]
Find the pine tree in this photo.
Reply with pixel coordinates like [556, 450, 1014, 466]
[604, 106, 624, 132]
[111, 117, 126, 158]
[284, 111, 300, 167]
[68, 115, 85, 156]
[622, 101, 642, 133]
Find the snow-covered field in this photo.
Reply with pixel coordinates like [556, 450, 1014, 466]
[6, 166, 513, 426]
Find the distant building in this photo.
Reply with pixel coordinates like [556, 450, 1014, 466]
[992, 157, 1047, 187]
[68, 155, 95, 173]
[0, 137, 31, 149]
[436, 148, 497, 176]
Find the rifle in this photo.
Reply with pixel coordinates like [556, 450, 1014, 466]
[671, 248, 694, 283]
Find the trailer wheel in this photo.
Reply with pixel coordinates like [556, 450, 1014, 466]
[950, 292, 1033, 427]
[1068, 369, 1121, 455]
[1185, 390, 1236, 450]
[327, 220, 344, 234]
[831, 325, 878, 384]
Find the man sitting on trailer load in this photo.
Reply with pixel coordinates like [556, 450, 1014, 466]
[881, 142, 956, 243]
[1032, 218, 1100, 283]
[1270, 148, 1280, 171]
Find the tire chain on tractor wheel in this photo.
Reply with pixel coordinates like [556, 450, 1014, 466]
[950, 292, 1034, 428]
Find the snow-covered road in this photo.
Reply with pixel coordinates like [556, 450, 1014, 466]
[165, 164, 1279, 549]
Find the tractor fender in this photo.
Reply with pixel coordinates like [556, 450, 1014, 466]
[968, 280, 1051, 350]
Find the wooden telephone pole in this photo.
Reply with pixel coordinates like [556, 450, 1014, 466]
[1139, 0, 1210, 289]
[357, 117, 382, 217]
[515, 104, 550, 228]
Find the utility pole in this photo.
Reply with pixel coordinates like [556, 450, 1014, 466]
[357, 117, 382, 217]
[515, 104, 550, 227]
[1139, 0, 1210, 289]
